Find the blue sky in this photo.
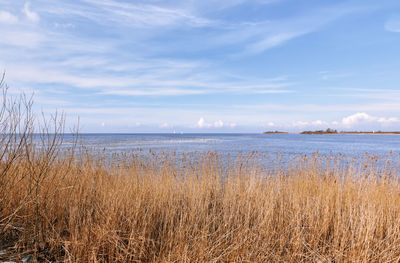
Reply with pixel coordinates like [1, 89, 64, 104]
[1, 0, 400, 132]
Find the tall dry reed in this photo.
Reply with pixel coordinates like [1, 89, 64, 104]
[1, 79, 400, 262]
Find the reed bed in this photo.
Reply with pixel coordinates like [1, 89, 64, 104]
[1, 145, 400, 262]
[1, 80, 400, 262]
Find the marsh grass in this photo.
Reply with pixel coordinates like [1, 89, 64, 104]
[1, 79, 400, 262]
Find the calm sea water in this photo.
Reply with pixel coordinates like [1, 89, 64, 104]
[61, 133, 400, 157]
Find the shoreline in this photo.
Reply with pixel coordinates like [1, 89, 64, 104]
[301, 132, 400, 135]
[263, 132, 400, 135]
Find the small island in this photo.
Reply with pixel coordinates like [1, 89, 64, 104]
[263, 131, 289, 134]
[300, 128, 338, 134]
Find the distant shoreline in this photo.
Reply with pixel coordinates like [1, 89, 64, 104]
[262, 131, 289, 134]
[329, 132, 400, 135]
[263, 131, 400, 135]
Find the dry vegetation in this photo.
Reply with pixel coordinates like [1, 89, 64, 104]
[1, 79, 400, 262]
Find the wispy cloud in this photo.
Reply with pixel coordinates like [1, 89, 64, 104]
[215, 3, 373, 56]
[0, 0, 398, 132]
[242, 31, 305, 55]
[99, 88, 206, 96]
[1, 58, 293, 96]
[186, 0, 280, 13]
[22, 2, 40, 22]
[40, 0, 214, 28]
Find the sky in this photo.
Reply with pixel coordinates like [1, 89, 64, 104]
[0, 0, 400, 133]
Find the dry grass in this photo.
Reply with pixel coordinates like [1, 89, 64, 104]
[1, 80, 400, 262]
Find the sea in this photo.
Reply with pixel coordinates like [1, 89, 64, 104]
[47, 133, 398, 173]
[60, 133, 400, 157]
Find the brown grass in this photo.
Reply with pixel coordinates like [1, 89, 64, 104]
[1, 79, 400, 262]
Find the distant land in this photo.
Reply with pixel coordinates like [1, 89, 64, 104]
[337, 131, 400, 135]
[262, 131, 289, 134]
[263, 128, 400, 135]
[300, 128, 338, 135]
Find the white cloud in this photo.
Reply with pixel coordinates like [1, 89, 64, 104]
[342, 112, 374, 126]
[0, 10, 18, 24]
[385, 17, 400, 33]
[267, 122, 275, 127]
[342, 112, 399, 128]
[196, 117, 210, 128]
[285, 113, 400, 131]
[214, 120, 223, 128]
[196, 117, 230, 128]
[22, 2, 40, 22]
